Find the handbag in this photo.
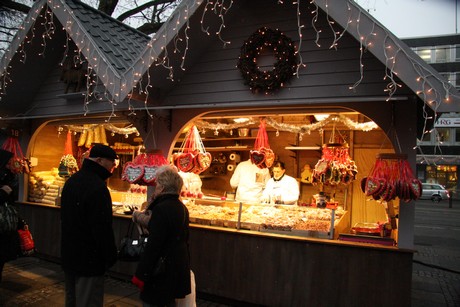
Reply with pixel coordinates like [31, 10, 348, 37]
[18, 223, 35, 256]
[0, 202, 18, 234]
[119, 221, 147, 261]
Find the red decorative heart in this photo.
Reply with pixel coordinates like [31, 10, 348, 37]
[250, 150, 266, 166]
[410, 179, 422, 200]
[262, 148, 275, 168]
[365, 177, 383, 196]
[122, 162, 145, 184]
[143, 165, 158, 184]
[176, 152, 195, 172]
[196, 152, 212, 169]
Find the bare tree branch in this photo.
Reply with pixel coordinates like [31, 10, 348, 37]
[136, 21, 163, 35]
[116, 0, 175, 22]
[98, 0, 119, 16]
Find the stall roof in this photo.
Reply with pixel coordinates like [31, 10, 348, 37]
[0, 0, 150, 117]
[0, 0, 459, 118]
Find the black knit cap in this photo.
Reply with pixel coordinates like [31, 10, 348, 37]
[89, 144, 118, 160]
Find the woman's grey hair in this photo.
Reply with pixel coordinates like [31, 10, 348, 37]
[156, 165, 184, 194]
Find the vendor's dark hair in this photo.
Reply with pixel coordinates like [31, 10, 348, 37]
[272, 161, 285, 170]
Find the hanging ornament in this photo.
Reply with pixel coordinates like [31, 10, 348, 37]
[361, 154, 422, 203]
[250, 119, 275, 169]
[122, 150, 168, 186]
[172, 125, 212, 174]
[2, 137, 30, 174]
[312, 143, 358, 186]
[58, 131, 78, 177]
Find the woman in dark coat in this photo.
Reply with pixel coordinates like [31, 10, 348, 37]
[0, 149, 20, 283]
[132, 165, 191, 307]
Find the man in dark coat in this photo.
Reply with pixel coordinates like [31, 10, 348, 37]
[0, 149, 20, 283]
[60, 144, 118, 307]
[132, 165, 191, 306]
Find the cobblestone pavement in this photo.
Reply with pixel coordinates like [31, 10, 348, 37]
[0, 257, 229, 307]
[412, 246, 460, 307]
[411, 199, 460, 307]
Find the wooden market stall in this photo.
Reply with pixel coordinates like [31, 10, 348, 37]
[1, 0, 459, 306]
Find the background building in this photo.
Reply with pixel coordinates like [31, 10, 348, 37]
[404, 35, 460, 195]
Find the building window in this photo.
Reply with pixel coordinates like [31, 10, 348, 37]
[413, 44, 460, 64]
[441, 72, 460, 89]
[455, 128, 460, 144]
[420, 131, 432, 143]
[434, 46, 449, 63]
[436, 128, 450, 143]
[415, 47, 432, 63]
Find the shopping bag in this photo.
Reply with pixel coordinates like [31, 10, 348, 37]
[118, 222, 147, 261]
[176, 270, 196, 307]
[18, 224, 35, 256]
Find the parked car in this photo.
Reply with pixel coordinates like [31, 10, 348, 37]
[420, 183, 450, 202]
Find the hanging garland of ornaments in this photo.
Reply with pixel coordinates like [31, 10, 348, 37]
[250, 120, 275, 169]
[194, 115, 378, 136]
[172, 125, 212, 174]
[312, 143, 358, 186]
[361, 154, 422, 203]
[237, 27, 298, 93]
[66, 124, 138, 136]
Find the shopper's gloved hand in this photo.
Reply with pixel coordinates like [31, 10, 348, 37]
[131, 275, 145, 292]
[0, 185, 12, 195]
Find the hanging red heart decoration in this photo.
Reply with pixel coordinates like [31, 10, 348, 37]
[143, 166, 158, 184]
[363, 154, 422, 202]
[176, 152, 195, 173]
[2, 137, 29, 174]
[250, 151, 266, 166]
[249, 119, 274, 169]
[122, 162, 145, 184]
[173, 126, 211, 174]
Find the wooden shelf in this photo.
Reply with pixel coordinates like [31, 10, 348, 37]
[176, 137, 256, 142]
[173, 146, 252, 152]
[285, 146, 321, 151]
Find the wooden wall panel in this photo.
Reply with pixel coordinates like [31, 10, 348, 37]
[352, 148, 395, 226]
[189, 227, 413, 307]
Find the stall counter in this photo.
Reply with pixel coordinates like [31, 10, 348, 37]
[16, 201, 413, 306]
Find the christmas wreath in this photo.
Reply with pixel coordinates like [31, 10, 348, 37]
[237, 27, 298, 93]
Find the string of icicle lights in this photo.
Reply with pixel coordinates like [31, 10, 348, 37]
[1, 0, 457, 119]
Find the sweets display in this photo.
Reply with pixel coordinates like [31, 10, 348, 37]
[184, 201, 346, 234]
[28, 168, 65, 205]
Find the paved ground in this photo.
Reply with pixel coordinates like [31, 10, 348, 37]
[0, 199, 459, 306]
[411, 199, 460, 307]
